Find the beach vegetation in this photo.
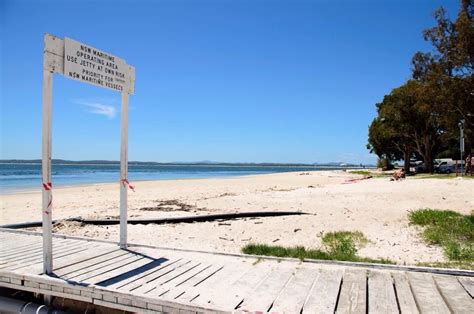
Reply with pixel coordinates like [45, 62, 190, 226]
[414, 173, 474, 179]
[408, 208, 473, 262]
[416, 261, 474, 270]
[367, 1, 473, 173]
[242, 231, 393, 264]
[348, 170, 388, 177]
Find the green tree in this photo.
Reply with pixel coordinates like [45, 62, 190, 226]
[367, 116, 401, 169]
[412, 0, 474, 159]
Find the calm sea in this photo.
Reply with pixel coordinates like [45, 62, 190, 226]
[0, 163, 350, 193]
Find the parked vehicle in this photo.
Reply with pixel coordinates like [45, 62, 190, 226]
[437, 164, 455, 174]
[410, 160, 426, 173]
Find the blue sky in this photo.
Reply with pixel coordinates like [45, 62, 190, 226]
[1, 0, 459, 164]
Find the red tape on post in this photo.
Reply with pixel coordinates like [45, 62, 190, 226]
[121, 178, 135, 192]
[42, 182, 52, 190]
[42, 182, 53, 215]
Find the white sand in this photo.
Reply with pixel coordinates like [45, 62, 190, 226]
[1, 171, 472, 265]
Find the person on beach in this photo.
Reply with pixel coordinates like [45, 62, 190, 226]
[392, 168, 405, 181]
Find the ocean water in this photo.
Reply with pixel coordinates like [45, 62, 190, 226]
[0, 163, 348, 193]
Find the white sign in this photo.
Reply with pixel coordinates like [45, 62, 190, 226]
[64, 37, 134, 93]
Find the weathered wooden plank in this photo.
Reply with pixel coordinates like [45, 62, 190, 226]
[134, 261, 202, 295]
[0, 238, 44, 250]
[118, 259, 190, 292]
[434, 275, 474, 313]
[185, 259, 252, 305]
[5, 244, 101, 272]
[391, 272, 419, 314]
[13, 244, 114, 275]
[69, 255, 145, 282]
[57, 250, 132, 278]
[83, 257, 157, 285]
[303, 268, 342, 313]
[0, 241, 93, 269]
[1, 240, 93, 263]
[271, 267, 319, 313]
[458, 276, 474, 298]
[367, 270, 398, 313]
[0, 240, 44, 255]
[0, 238, 74, 259]
[199, 261, 273, 309]
[103, 257, 180, 290]
[336, 268, 367, 314]
[238, 265, 295, 312]
[53, 248, 124, 274]
[0, 239, 73, 258]
[0, 233, 32, 243]
[164, 263, 224, 300]
[151, 263, 212, 297]
[408, 272, 450, 313]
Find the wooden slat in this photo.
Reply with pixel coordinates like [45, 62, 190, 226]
[200, 261, 273, 309]
[176, 260, 247, 306]
[59, 251, 134, 279]
[303, 269, 342, 313]
[271, 267, 319, 313]
[0, 240, 74, 261]
[18, 244, 116, 275]
[70, 255, 145, 282]
[150, 263, 212, 297]
[0, 239, 73, 258]
[83, 257, 157, 285]
[238, 266, 295, 312]
[408, 272, 450, 313]
[367, 270, 398, 313]
[6, 244, 103, 272]
[134, 261, 202, 295]
[336, 268, 367, 314]
[54, 249, 126, 275]
[118, 259, 190, 292]
[186, 259, 253, 305]
[0, 240, 43, 255]
[0, 241, 94, 269]
[458, 276, 474, 298]
[104, 257, 181, 290]
[434, 275, 474, 313]
[391, 272, 419, 314]
[164, 264, 224, 300]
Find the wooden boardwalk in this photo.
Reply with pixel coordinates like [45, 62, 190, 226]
[0, 229, 473, 313]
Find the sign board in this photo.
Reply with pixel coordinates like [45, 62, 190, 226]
[64, 37, 134, 93]
[41, 33, 135, 276]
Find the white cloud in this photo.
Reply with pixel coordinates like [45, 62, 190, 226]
[74, 100, 116, 119]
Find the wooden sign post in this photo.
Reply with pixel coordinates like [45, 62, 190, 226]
[42, 34, 135, 275]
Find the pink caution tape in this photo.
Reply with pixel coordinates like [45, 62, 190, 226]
[42, 182, 53, 215]
[121, 178, 135, 192]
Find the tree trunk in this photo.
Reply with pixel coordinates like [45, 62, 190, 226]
[423, 135, 434, 173]
[403, 147, 411, 173]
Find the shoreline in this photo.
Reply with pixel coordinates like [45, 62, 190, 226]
[0, 168, 358, 195]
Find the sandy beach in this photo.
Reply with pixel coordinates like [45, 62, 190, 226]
[1, 170, 472, 265]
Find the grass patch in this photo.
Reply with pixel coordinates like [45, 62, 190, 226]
[408, 209, 474, 262]
[416, 261, 474, 270]
[349, 170, 372, 176]
[322, 231, 367, 257]
[415, 173, 474, 179]
[348, 170, 387, 178]
[242, 231, 393, 264]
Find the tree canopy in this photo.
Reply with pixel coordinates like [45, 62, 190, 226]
[368, 0, 473, 172]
